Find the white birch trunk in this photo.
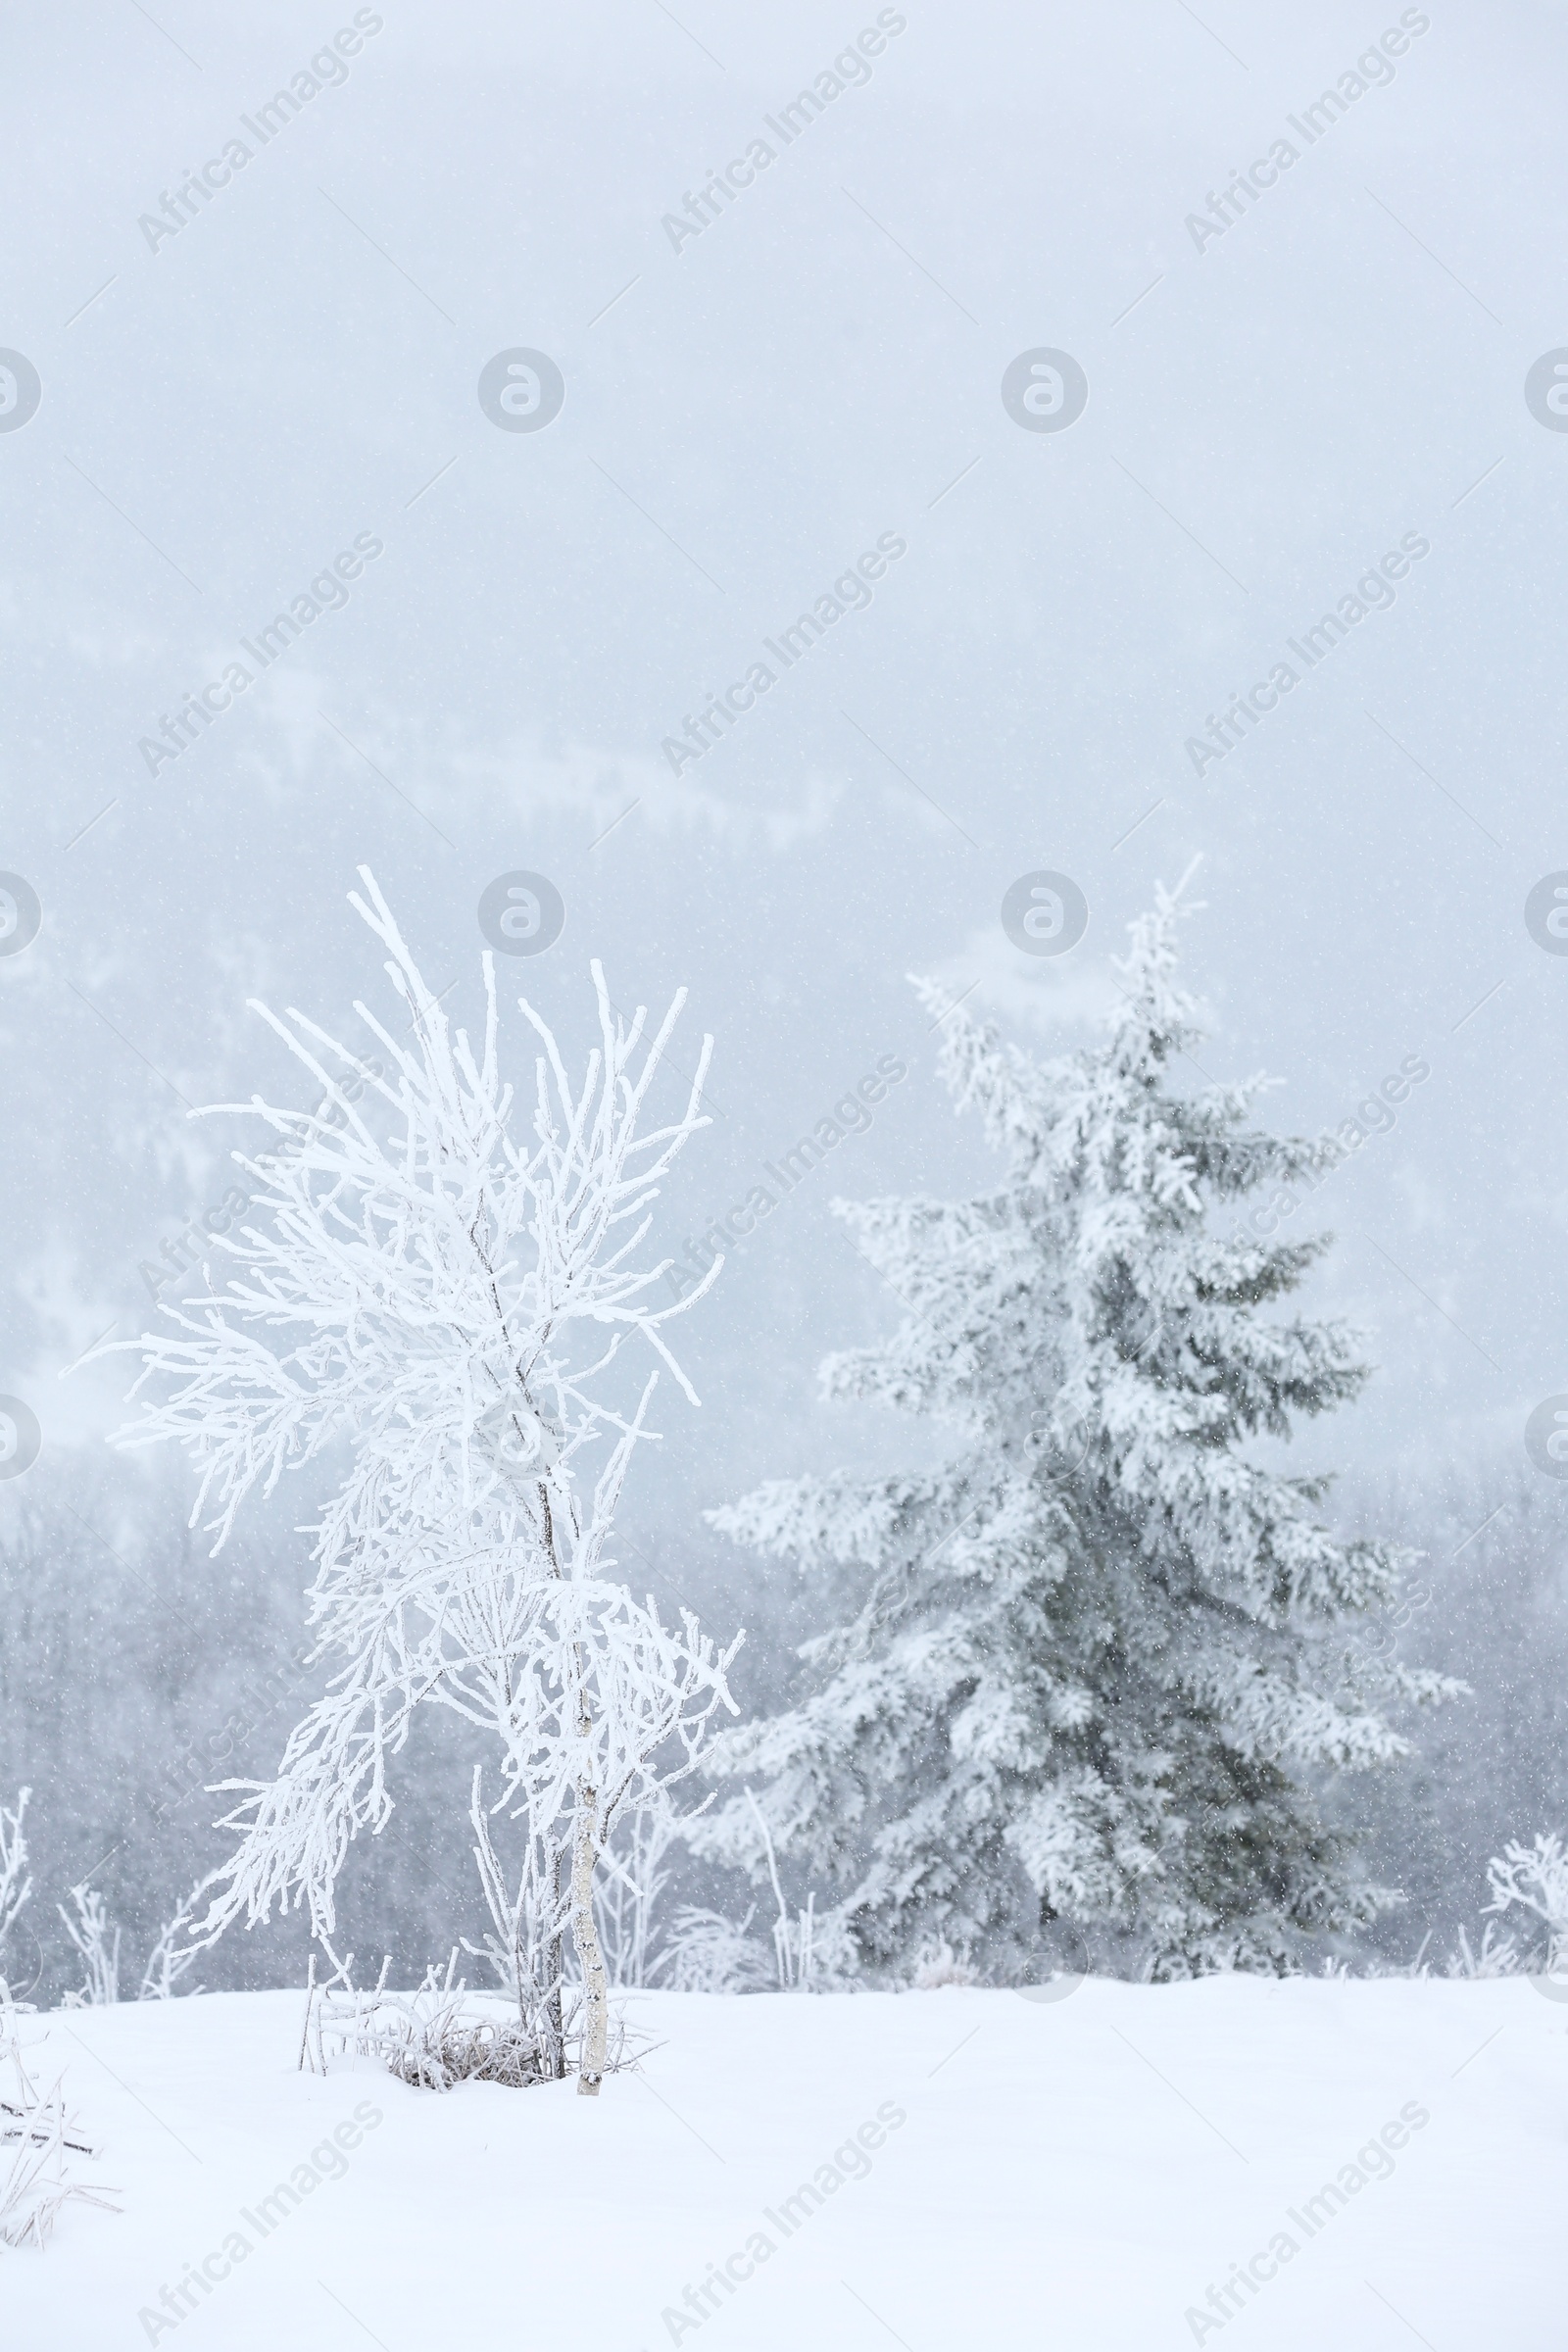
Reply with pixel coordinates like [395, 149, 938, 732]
[571, 1787, 607, 2095]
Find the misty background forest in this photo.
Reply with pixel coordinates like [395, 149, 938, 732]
[2, 2, 1567, 2007]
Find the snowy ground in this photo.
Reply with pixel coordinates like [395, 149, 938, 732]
[5, 1978, 1562, 2351]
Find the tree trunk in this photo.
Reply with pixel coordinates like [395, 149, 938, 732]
[571, 1789, 607, 2096]
[539, 1485, 570, 2083]
[545, 1839, 566, 2080]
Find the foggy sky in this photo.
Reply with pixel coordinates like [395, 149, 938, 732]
[2, 0, 1564, 1562]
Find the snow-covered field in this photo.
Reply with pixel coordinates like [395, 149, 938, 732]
[6, 1979, 1562, 2351]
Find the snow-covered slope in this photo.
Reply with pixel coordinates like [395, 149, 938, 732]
[5, 1980, 1562, 2350]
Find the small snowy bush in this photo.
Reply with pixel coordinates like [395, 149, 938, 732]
[910, 1939, 981, 1989]
[300, 1944, 642, 2091]
[1485, 1832, 1568, 1975]
[0, 2003, 117, 2250]
[652, 1907, 777, 1995]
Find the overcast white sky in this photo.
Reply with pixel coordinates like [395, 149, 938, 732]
[2, 0, 1564, 1540]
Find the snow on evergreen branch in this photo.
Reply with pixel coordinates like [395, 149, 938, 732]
[700, 873, 1446, 1978]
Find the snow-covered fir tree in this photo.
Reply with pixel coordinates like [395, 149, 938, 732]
[691, 873, 1455, 1980]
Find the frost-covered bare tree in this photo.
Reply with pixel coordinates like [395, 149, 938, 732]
[111, 871, 740, 2092]
[58, 1888, 120, 2007]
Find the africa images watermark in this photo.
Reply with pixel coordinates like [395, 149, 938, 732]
[0, 1396, 42, 1482]
[1184, 531, 1430, 777]
[1229, 1051, 1431, 1246]
[1184, 2099, 1430, 2341]
[137, 531, 385, 777]
[661, 11, 908, 255]
[1184, 11, 1433, 256]
[661, 532, 907, 775]
[663, 1053, 908, 1300]
[656, 2099, 908, 2342]
[137, 1054, 388, 1298]
[136, 13, 386, 253]
[136, 2100, 384, 2342]
[0, 871, 42, 956]
[156, 1636, 317, 1825]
